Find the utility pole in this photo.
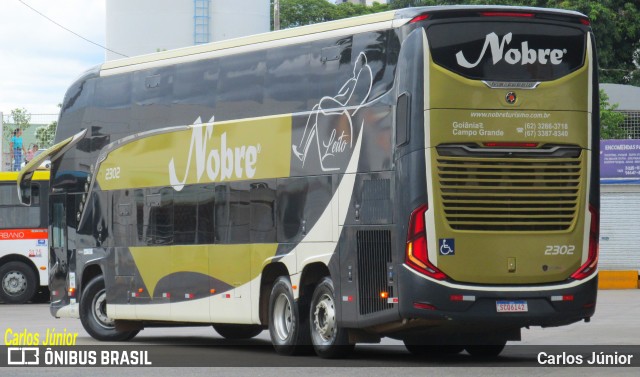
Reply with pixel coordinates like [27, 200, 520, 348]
[274, 0, 280, 31]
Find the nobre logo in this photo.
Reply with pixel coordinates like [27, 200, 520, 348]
[456, 32, 566, 68]
[168, 117, 260, 191]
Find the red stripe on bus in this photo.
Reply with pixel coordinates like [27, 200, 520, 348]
[0, 228, 48, 240]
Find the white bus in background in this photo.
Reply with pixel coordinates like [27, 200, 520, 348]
[0, 170, 50, 304]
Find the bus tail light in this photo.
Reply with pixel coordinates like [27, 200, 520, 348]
[571, 205, 599, 280]
[405, 204, 446, 280]
[409, 14, 430, 23]
[480, 12, 534, 18]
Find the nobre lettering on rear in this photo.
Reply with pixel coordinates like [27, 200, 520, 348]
[456, 32, 566, 68]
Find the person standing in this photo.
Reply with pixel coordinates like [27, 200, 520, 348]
[9, 128, 25, 171]
[25, 144, 38, 165]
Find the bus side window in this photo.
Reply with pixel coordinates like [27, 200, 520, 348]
[135, 189, 145, 245]
[197, 185, 215, 245]
[214, 185, 230, 243]
[174, 186, 197, 245]
[396, 92, 410, 146]
[146, 188, 173, 245]
[0, 184, 41, 229]
[229, 182, 250, 244]
[250, 181, 276, 243]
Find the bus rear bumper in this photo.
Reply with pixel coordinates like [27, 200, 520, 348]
[51, 301, 79, 319]
[398, 265, 598, 330]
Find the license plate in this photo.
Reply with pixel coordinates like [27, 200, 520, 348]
[496, 300, 528, 313]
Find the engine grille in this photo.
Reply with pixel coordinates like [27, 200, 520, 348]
[436, 145, 583, 232]
[356, 230, 393, 315]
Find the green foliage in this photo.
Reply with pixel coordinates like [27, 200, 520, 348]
[3, 108, 32, 143]
[276, 0, 640, 85]
[35, 121, 57, 149]
[599, 89, 627, 139]
[277, 0, 335, 28]
[388, 0, 640, 85]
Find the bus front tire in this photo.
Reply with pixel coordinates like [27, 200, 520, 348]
[268, 276, 311, 355]
[79, 275, 139, 341]
[0, 261, 37, 304]
[309, 277, 354, 358]
[213, 324, 263, 339]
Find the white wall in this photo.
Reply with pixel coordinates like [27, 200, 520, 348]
[106, 0, 270, 61]
[211, 0, 270, 42]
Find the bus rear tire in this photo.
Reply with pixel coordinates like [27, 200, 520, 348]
[213, 324, 263, 339]
[268, 276, 311, 355]
[80, 275, 139, 341]
[309, 277, 354, 359]
[0, 261, 37, 304]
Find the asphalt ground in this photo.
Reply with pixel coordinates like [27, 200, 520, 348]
[1, 289, 639, 376]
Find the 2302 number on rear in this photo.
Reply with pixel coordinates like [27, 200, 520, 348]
[544, 245, 575, 255]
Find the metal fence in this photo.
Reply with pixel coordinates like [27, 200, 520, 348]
[1, 113, 59, 171]
[621, 111, 640, 140]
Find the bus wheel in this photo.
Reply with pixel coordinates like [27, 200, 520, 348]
[465, 342, 506, 358]
[268, 276, 310, 355]
[309, 277, 354, 358]
[80, 275, 139, 341]
[213, 324, 263, 339]
[0, 261, 37, 304]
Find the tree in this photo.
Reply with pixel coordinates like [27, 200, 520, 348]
[278, 0, 336, 28]
[599, 89, 627, 139]
[35, 121, 57, 149]
[3, 108, 31, 144]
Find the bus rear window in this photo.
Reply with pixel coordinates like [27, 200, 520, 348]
[426, 22, 586, 81]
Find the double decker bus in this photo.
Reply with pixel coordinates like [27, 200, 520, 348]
[1, 170, 49, 304]
[19, 6, 599, 358]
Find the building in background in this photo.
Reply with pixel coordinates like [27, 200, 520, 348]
[601, 83, 640, 139]
[105, 0, 270, 61]
[599, 84, 640, 274]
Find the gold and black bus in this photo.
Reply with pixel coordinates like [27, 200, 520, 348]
[20, 6, 599, 358]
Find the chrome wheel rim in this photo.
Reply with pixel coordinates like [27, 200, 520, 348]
[92, 289, 115, 329]
[313, 293, 336, 343]
[273, 293, 293, 341]
[2, 271, 27, 296]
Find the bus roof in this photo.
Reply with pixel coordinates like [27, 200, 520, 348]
[99, 5, 587, 77]
[0, 170, 49, 182]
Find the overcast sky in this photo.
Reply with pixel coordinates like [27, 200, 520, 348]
[0, 0, 105, 115]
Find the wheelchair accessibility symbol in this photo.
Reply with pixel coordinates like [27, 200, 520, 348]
[439, 238, 455, 256]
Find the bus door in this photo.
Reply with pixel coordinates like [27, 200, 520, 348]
[49, 193, 72, 304]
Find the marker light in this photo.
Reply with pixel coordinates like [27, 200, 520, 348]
[413, 302, 436, 310]
[484, 142, 539, 148]
[480, 12, 534, 18]
[380, 292, 389, 299]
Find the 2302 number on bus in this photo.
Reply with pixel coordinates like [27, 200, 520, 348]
[544, 245, 575, 255]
